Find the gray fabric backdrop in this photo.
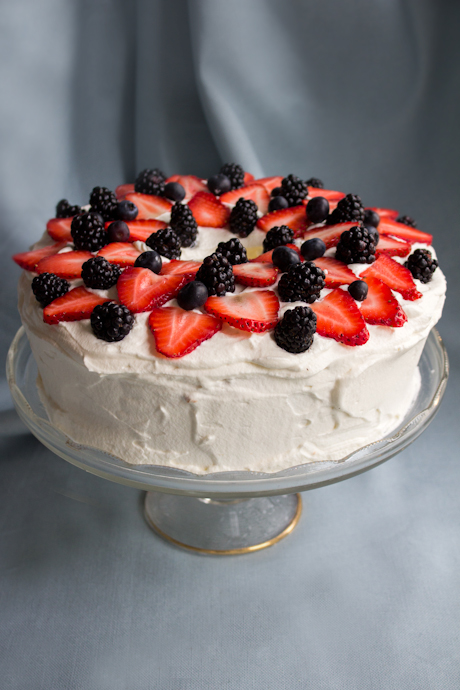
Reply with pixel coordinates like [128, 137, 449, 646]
[1, 1, 459, 688]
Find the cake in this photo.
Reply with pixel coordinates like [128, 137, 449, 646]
[13, 167, 446, 474]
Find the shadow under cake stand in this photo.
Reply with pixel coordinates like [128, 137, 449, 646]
[7, 327, 448, 555]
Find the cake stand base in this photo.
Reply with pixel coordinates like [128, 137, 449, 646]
[144, 492, 302, 555]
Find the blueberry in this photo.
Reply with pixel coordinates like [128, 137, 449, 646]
[271, 245, 301, 272]
[268, 196, 289, 212]
[300, 238, 326, 261]
[306, 196, 329, 224]
[134, 250, 162, 274]
[177, 281, 208, 310]
[363, 209, 380, 228]
[164, 181, 186, 202]
[271, 186, 282, 197]
[207, 174, 231, 196]
[107, 220, 130, 243]
[364, 224, 379, 244]
[348, 280, 368, 301]
[117, 200, 138, 221]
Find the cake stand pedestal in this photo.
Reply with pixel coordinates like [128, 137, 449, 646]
[7, 327, 448, 555]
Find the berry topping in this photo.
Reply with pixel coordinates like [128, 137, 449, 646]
[71, 212, 108, 252]
[117, 267, 187, 312]
[229, 198, 259, 237]
[348, 280, 368, 301]
[364, 224, 379, 244]
[165, 175, 208, 201]
[396, 215, 416, 227]
[207, 173, 232, 196]
[359, 277, 407, 327]
[254, 176, 283, 194]
[32, 273, 70, 307]
[268, 196, 289, 212]
[327, 194, 365, 225]
[205, 290, 280, 333]
[310, 289, 369, 346]
[302, 222, 358, 249]
[81, 256, 122, 289]
[271, 245, 301, 272]
[195, 253, 235, 296]
[335, 226, 377, 264]
[404, 248, 438, 283]
[274, 306, 317, 353]
[43, 287, 107, 325]
[146, 227, 181, 260]
[177, 281, 209, 310]
[251, 243, 301, 264]
[219, 163, 245, 190]
[170, 201, 198, 247]
[301, 238, 326, 261]
[89, 186, 118, 220]
[134, 250, 162, 274]
[134, 168, 166, 196]
[56, 199, 81, 218]
[314, 257, 356, 288]
[232, 262, 278, 287]
[365, 206, 398, 221]
[375, 234, 410, 258]
[215, 237, 248, 265]
[263, 225, 294, 252]
[363, 208, 380, 228]
[221, 183, 270, 214]
[277, 262, 325, 303]
[160, 260, 201, 278]
[306, 196, 329, 224]
[307, 187, 345, 203]
[361, 253, 422, 300]
[306, 177, 324, 188]
[256, 205, 307, 236]
[115, 183, 135, 199]
[36, 250, 93, 279]
[378, 218, 432, 245]
[106, 220, 130, 243]
[280, 174, 308, 207]
[46, 217, 73, 242]
[122, 219, 167, 243]
[117, 200, 138, 221]
[149, 307, 222, 358]
[97, 242, 141, 267]
[164, 181, 186, 202]
[270, 186, 282, 197]
[91, 302, 134, 342]
[187, 191, 231, 228]
[124, 192, 172, 220]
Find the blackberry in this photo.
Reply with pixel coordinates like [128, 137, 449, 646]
[71, 212, 108, 252]
[195, 253, 235, 296]
[335, 225, 376, 264]
[219, 163, 245, 190]
[277, 262, 325, 303]
[170, 202, 198, 247]
[263, 225, 294, 252]
[405, 248, 438, 283]
[280, 174, 308, 207]
[229, 198, 258, 237]
[31, 273, 69, 307]
[56, 199, 81, 218]
[89, 186, 118, 221]
[146, 227, 181, 259]
[396, 215, 417, 227]
[306, 177, 324, 189]
[81, 256, 121, 290]
[134, 168, 166, 196]
[327, 193, 364, 225]
[274, 306, 317, 354]
[215, 238, 248, 265]
[91, 302, 134, 342]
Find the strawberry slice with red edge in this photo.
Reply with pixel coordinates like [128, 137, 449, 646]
[361, 253, 422, 300]
[376, 234, 411, 258]
[379, 218, 432, 245]
[302, 222, 357, 249]
[313, 257, 356, 287]
[165, 175, 208, 201]
[36, 250, 93, 279]
[205, 290, 280, 333]
[220, 183, 270, 214]
[251, 243, 302, 264]
[125, 192, 172, 220]
[104, 219, 167, 243]
[97, 242, 141, 267]
[243, 171, 255, 185]
[43, 287, 108, 325]
[232, 262, 278, 287]
[13, 242, 67, 272]
[360, 277, 407, 327]
[254, 176, 283, 194]
[365, 206, 398, 221]
[306, 188, 345, 202]
[115, 183, 135, 200]
[257, 205, 307, 237]
[148, 306, 222, 358]
[160, 260, 201, 278]
[117, 267, 187, 312]
[188, 191, 230, 227]
[310, 289, 369, 346]
[47, 217, 73, 242]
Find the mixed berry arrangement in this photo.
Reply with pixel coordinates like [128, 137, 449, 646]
[13, 165, 439, 358]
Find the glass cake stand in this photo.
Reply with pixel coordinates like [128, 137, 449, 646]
[7, 327, 448, 555]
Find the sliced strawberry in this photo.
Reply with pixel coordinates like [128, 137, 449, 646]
[313, 257, 356, 288]
[361, 254, 422, 300]
[232, 262, 278, 287]
[243, 171, 255, 185]
[365, 206, 398, 221]
[36, 250, 93, 279]
[43, 287, 107, 325]
[379, 218, 432, 245]
[97, 243, 141, 267]
[205, 290, 279, 333]
[302, 222, 357, 249]
[306, 188, 345, 202]
[13, 242, 67, 272]
[125, 192, 172, 220]
[376, 234, 411, 258]
[360, 277, 407, 327]
[310, 289, 369, 346]
[117, 267, 187, 312]
[220, 183, 270, 214]
[149, 307, 222, 358]
[257, 205, 307, 237]
[251, 243, 302, 264]
[104, 219, 167, 243]
[188, 191, 230, 227]
[46, 217, 73, 242]
[115, 183, 135, 199]
[165, 174, 208, 201]
[160, 260, 201, 278]
[254, 176, 283, 194]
